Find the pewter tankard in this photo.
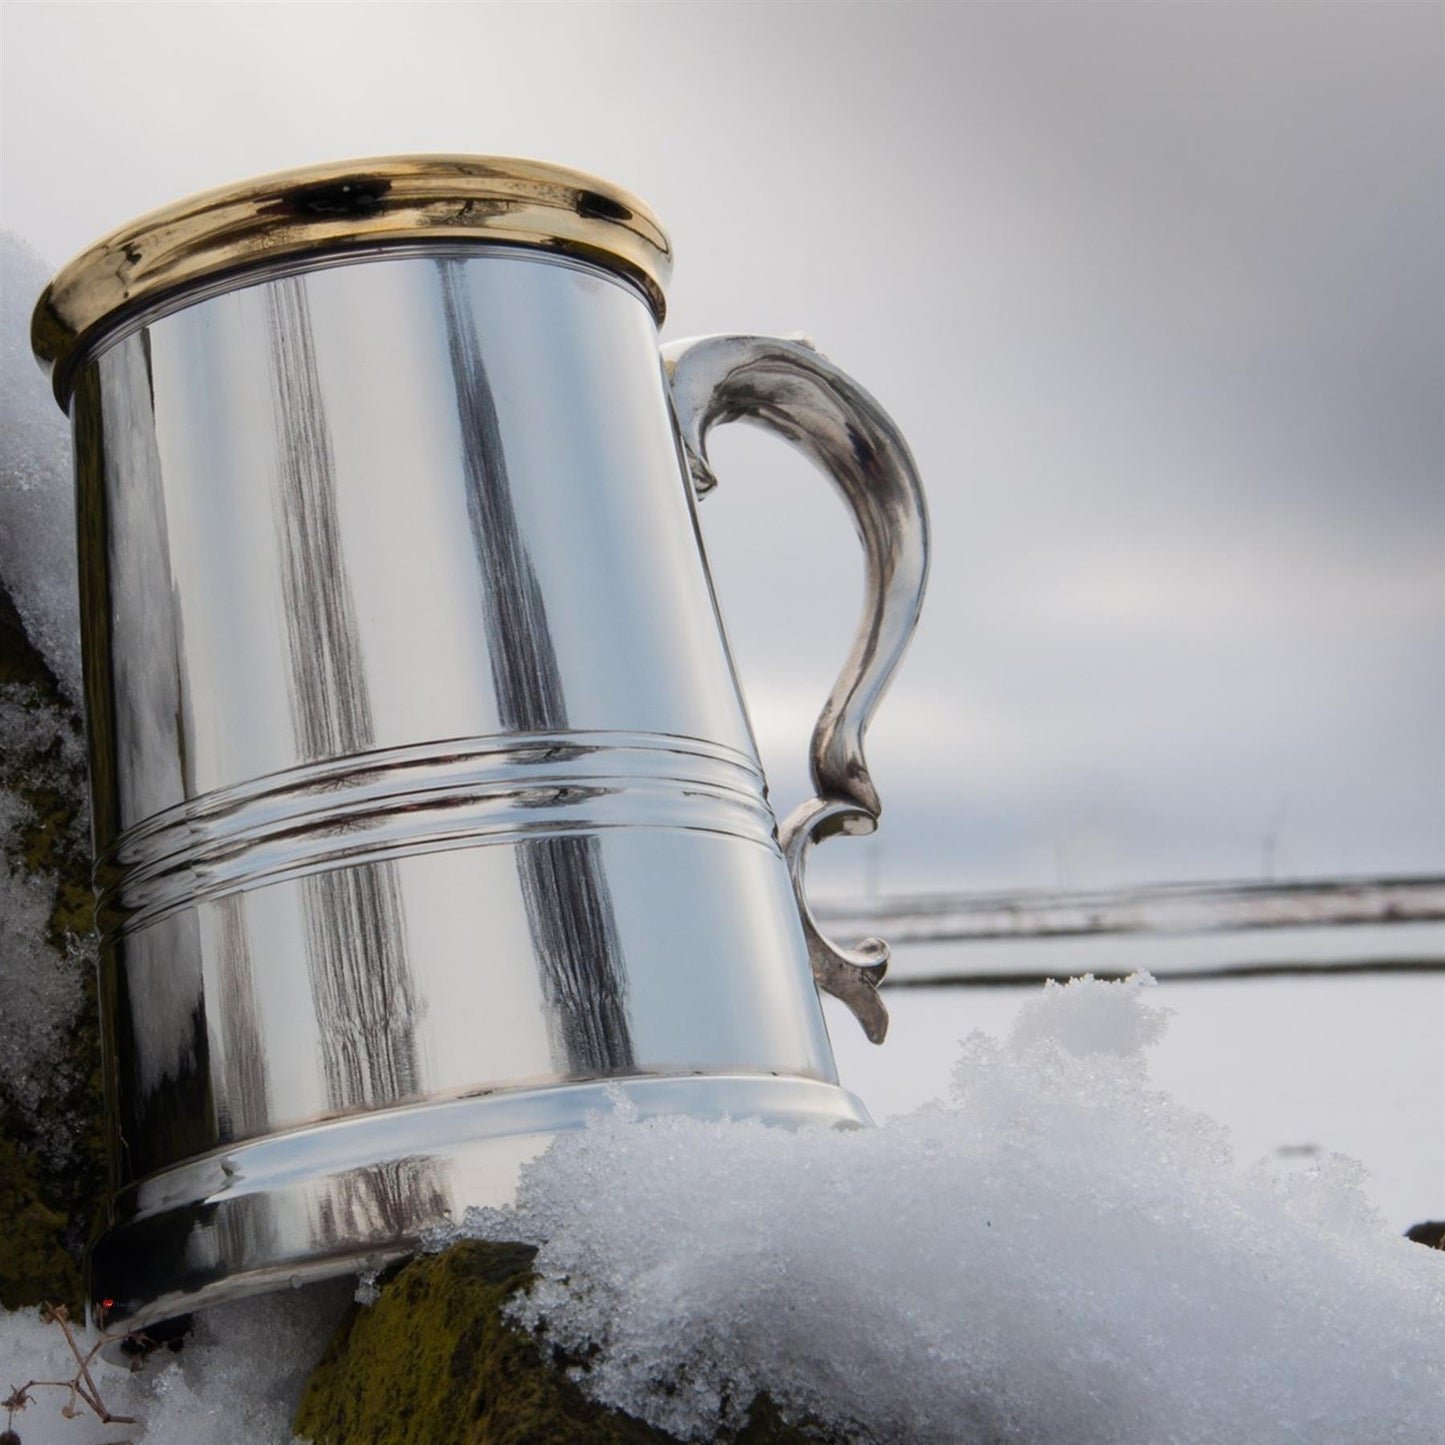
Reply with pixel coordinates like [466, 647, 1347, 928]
[31, 156, 929, 1336]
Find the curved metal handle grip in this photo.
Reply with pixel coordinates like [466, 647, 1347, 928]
[663, 334, 929, 1044]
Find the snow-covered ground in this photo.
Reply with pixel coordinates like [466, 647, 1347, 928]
[830, 966, 1445, 1234]
[4, 975, 1443, 1444]
[0, 1281, 352, 1445]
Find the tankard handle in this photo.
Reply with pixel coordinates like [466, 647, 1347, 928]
[662, 335, 930, 1045]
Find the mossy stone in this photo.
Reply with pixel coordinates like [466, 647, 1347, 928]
[0, 1133, 82, 1310]
[294, 1241, 840, 1445]
[0, 575, 105, 1309]
[294, 1241, 678, 1445]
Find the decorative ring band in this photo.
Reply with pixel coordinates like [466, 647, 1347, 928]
[97, 731, 774, 937]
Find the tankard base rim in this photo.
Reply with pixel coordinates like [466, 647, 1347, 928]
[87, 1072, 873, 1348]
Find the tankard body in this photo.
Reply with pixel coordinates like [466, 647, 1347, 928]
[32, 158, 927, 1334]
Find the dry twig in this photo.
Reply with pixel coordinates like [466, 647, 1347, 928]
[3, 1302, 141, 1444]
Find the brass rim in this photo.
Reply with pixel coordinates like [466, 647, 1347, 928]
[31, 155, 672, 407]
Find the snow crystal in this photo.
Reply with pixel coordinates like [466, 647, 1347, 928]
[0, 232, 81, 705]
[437, 975, 1445, 1445]
[0, 1284, 349, 1445]
[1009, 969, 1170, 1058]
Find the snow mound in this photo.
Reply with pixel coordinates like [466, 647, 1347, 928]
[1, 232, 81, 705]
[439, 975, 1444, 1444]
[0, 984, 1438, 1444]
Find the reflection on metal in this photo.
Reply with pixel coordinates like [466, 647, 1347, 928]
[213, 895, 268, 1141]
[89, 1076, 870, 1340]
[97, 732, 774, 933]
[520, 833, 635, 1074]
[302, 865, 420, 1109]
[266, 277, 375, 761]
[440, 259, 566, 734]
[37, 164, 931, 1338]
[439, 259, 634, 1075]
[311, 1155, 453, 1261]
[782, 799, 890, 1044]
[666, 335, 930, 1042]
[108, 909, 211, 1185]
[815, 875, 1445, 945]
[265, 275, 423, 1114]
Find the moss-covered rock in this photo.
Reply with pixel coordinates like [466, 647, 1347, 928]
[0, 575, 106, 1310]
[294, 1241, 674, 1445]
[1406, 1220, 1445, 1250]
[294, 1241, 841, 1445]
[0, 1132, 82, 1309]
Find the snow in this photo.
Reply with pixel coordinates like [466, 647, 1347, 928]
[829, 971, 1445, 1232]
[0, 233, 81, 705]
[433, 974, 1444, 1444]
[0, 1284, 349, 1444]
[0, 233, 91, 1134]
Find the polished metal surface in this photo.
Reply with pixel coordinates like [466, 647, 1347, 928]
[91, 1074, 870, 1336]
[40, 179, 930, 1337]
[666, 336, 930, 1042]
[98, 731, 776, 934]
[33, 154, 671, 406]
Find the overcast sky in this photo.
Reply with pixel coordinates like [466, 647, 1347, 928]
[2, 1, 1441, 895]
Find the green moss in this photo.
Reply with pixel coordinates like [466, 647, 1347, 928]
[0, 573, 54, 693]
[0, 575, 93, 932]
[0, 576, 107, 1304]
[295, 1241, 676, 1445]
[0, 1133, 82, 1312]
[295, 1242, 843, 1445]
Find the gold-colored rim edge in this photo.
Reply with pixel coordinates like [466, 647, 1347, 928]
[31, 155, 672, 407]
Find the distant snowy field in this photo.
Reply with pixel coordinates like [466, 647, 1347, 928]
[830, 966, 1445, 1232]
